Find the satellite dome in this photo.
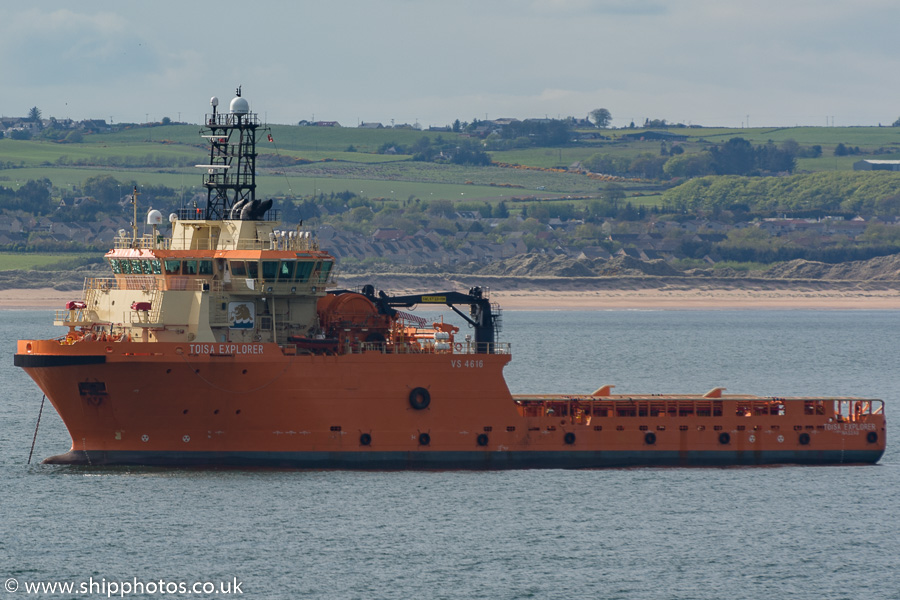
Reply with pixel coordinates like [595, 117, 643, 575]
[230, 95, 250, 114]
[146, 209, 163, 225]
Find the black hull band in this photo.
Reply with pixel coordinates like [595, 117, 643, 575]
[14, 354, 106, 368]
[43, 449, 885, 469]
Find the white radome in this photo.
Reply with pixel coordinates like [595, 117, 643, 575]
[147, 209, 163, 225]
[230, 96, 249, 114]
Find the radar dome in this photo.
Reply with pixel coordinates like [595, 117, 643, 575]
[230, 96, 250, 114]
[147, 209, 163, 225]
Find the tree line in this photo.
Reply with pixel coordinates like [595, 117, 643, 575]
[582, 137, 809, 180]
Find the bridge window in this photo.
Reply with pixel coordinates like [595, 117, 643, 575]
[230, 261, 246, 276]
[318, 261, 333, 282]
[109, 259, 122, 274]
[183, 260, 197, 275]
[279, 260, 295, 281]
[262, 260, 279, 280]
[164, 260, 181, 275]
[150, 259, 162, 274]
[294, 261, 314, 282]
[198, 260, 213, 275]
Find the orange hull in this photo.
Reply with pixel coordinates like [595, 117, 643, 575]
[15, 339, 886, 468]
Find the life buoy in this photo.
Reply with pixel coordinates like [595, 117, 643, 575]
[455, 343, 462, 352]
[644, 432, 657, 445]
[798, 432, 811, 445]
[866, 431, 878, 444]
[359, 433, 372, 446]
[718, 432, 731, 445]
[418, 432, 431, 446]
[476, 433, 489, 447]
[564, 432, 576, 445]
[409, 387, 431, 410]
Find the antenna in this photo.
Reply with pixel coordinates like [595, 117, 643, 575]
[130, 186, 139, 246]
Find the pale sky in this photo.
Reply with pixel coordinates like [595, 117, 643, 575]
[2, 1, 898, 128]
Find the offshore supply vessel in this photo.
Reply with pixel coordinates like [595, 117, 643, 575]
[14, 90, 886, 468]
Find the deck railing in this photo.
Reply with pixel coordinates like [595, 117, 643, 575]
[113, 235, 170, 250]
[282, 341, 511, 356]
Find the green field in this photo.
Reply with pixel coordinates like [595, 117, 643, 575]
[0, 252, 95, 271]
[0, 165, 590, 202]
[0, 138, 202, 167]
[3, 123, 900, 204]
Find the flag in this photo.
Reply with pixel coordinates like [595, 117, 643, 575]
[267, 133, 274, 143]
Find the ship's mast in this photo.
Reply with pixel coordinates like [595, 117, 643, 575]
[199, 86, 260, 220]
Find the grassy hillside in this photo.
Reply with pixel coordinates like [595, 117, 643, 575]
[0, 252, 95, 271]
[2, 123, 900, 203]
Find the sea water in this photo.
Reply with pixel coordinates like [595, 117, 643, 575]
[1, 309, 898, 600]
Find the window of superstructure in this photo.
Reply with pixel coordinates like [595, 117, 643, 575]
[130, 259, 144, 274]
[262, 260, 279, 281]
[183, 260, 198, 275]
[164, 260, 181, 275]
[198, 260, 213, 275]
[150, 259, 162, 274]
[294, 261, 313, 282]
[246, 261, 259, 279]
[310, 261, 325, 283]
[230, 261, 246, 277]
[109, 258, 122, 274]
[279, 260, 295, 281]
[318, 261, 333, 283]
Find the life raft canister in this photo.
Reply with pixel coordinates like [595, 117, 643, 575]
[409, 387, 431, 410]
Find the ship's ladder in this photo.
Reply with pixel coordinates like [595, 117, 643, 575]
[147, 288, 163, 324]
[491, 302, 503, 338]
[82, 279, 101, 316]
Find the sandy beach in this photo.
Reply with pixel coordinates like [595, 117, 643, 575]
[3, 285, 899, 310]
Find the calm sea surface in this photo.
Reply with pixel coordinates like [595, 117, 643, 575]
[1, 308, 898, 599]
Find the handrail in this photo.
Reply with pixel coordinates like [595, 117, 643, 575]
[833, 399, 885, 422]
[113, 235, 170, 250]
[351, 341, 511, 355]
[85, 276, 215, 292]
[173, 208, 281, 222]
